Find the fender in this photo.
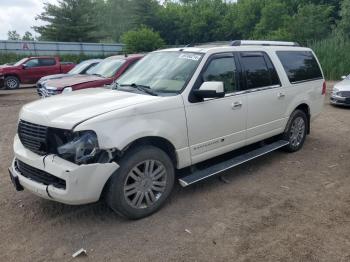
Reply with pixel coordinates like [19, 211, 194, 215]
[74, 95, 192, 168]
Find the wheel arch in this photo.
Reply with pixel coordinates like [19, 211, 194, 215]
[120, 136, 178, 168]
[100, 136, 178, 202]
[294, 103, 311, 134]
[4, 74, 20, 81]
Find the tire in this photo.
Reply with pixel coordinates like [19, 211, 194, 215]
[282, 109, 308, 152]
[4, 76, 20, 89]
[106, 145, 175, 219]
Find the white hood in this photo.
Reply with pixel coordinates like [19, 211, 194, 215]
[20, 88, 160, 129]
[334, 79, 350, 91]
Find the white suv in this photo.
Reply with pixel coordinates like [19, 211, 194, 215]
[9, 41, 326, 219]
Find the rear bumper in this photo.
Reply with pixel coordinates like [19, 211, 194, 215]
[11, 135, 119, 205]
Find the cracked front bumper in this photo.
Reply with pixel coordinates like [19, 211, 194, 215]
[10, 135, 119, 205]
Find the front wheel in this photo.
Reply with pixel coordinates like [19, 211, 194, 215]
[282, 109, 308, 152]
[4, 76, 20, 89]
[106, 145, 175, 219]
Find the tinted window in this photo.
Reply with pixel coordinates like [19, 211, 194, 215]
[203, 57, 238, 93]
[40, 58, 56, 66]
[240, 52, 279, 89]
[25, 59, 40, 68]
[277, 51, 322, 83]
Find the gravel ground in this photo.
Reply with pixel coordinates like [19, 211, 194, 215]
[0, 84, 349, 262]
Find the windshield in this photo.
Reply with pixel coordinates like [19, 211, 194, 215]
[13, 58, 28, 66]
[69, 61, 97, 74]
[88, 57, 125, 78]
[117, 51, 203, 94]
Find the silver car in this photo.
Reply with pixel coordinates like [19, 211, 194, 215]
[331, 75, 350, 106]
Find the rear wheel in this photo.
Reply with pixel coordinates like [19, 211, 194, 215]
[4, 76, 20, 89]
[282, 109, 308, 152]
[106, 145, 175, 219]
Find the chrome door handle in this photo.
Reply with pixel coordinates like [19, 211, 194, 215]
[278, 92, 286, 99]
[232, 101, 242, 110]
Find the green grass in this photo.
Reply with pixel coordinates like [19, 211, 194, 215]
[310, 37, 350, 80]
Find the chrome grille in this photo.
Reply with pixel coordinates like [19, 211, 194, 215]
[15, 159, 66, 189]
[339, 91, 350, 98]
[18, 120, 48, 155]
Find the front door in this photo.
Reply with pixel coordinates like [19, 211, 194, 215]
[184, 53, 247, 165]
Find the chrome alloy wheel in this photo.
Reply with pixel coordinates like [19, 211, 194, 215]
[289, 116, 305, 148]
[6, 78, 18, 89]
[124, 160, 167, 209]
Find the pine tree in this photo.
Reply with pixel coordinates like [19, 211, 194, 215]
[34, 0, 100, 42]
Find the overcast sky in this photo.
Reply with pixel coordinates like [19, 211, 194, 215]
[0, 0, 57, 40]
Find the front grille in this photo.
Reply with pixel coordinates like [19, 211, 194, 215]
[339, 91, 350, 98]
[18, 120, 48, 155]
[15, 159, 66, 189]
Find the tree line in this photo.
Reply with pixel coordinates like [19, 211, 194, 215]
[26, 0, 349, 45]
[5, 0, 350, 79]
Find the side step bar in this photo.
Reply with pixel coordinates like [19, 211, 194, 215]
[179, 140, 289, 187]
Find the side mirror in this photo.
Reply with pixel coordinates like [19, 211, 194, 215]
[341, 75, 347, 80]
[193, 81, 225, 99]
[22, 64, 28, 69]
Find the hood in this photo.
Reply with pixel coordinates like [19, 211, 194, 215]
[39, 74, 69, 83]
[334, 79, 350, 91]
[20, 88, 160, 129]
[0, 64, 17, 71]
[43, 74, 107, 89]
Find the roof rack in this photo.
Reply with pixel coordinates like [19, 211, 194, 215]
[230, 40, 300, 47]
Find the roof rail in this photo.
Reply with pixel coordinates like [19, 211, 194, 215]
[230, 40, 300, 47]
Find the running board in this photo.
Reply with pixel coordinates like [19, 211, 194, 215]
[179, 140, 289, 187]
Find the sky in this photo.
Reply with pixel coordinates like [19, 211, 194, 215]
[0, 0, 58, 40]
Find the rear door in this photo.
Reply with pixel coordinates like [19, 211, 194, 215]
[38, 58, 58, 78]
[239, 51, 287, 144]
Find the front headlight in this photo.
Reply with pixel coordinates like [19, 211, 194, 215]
[57, 131, 99, 164]
[62, 87, 73, 93]
[332, 88, 340, 95]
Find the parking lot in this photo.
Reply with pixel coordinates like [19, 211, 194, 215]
[0, 83, 349, 261]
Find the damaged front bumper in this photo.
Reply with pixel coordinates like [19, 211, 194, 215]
[10, 135, 119, 205]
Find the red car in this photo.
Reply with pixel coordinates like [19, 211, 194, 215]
[37, 54, 143, 97]
[0, 56, 75, 89]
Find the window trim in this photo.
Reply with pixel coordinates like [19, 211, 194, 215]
[39, 58, 56, 67]
[25, 58, 40, 68]
[238, 51, 281, 92]
[276, 50, 323, 84]
[189, 52, 243, 103]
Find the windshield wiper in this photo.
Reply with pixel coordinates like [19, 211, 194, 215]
[120, 83, 158, 96]
[92, 73, 104, 78]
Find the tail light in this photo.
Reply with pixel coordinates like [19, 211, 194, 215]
[322, 81, 326, 95]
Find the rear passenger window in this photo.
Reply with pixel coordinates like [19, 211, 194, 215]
[40, 58, 56, 66]
[276, 51, 322, 83]
[240, 52, 280, 89]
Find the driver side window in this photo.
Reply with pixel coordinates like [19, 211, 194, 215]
[25, 59, 40, 68]
[202, 57, 237, 93]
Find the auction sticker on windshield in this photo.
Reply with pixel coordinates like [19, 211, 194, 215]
[179, 54, 201, 61]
